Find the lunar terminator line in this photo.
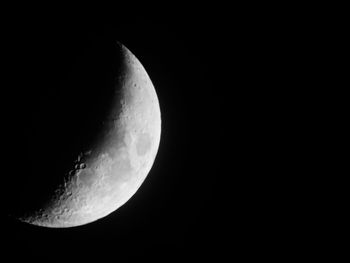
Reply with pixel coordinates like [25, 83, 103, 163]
[16, 42, 161, 228]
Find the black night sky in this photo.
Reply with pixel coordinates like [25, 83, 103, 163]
[1, 14, 223, 261]
[0, 6, 328, 261]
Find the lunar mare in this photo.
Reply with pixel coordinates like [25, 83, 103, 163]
[18, 43, 161, 228]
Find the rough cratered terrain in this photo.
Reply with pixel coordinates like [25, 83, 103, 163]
[17, 42, 161, 228]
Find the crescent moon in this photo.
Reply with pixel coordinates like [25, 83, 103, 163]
[17, 42, 161, 228]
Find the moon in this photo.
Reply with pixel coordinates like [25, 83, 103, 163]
[16, 42, 161, 228]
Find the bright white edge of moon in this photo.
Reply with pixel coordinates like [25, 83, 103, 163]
[17, 43, 161, 228]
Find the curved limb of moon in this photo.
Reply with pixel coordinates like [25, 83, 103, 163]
[19, 42, 161, 228]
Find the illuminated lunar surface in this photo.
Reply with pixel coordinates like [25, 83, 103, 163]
[18, 43, 161, 228]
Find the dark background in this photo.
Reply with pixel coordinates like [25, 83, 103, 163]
[0, 14, 223, 261]
[0, 7, 323, 261]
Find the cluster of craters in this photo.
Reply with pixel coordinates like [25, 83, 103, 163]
[66, 151, 91, 177]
